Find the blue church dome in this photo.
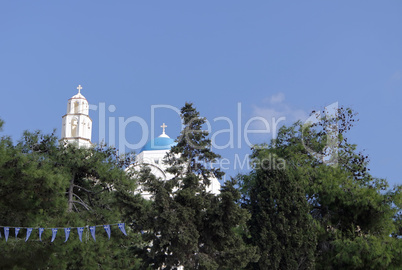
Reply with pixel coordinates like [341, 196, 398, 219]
[141, 134, 177, 152]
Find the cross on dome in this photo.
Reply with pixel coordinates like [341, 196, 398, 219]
[161, 123, 167, 134]
[77, 85, 83, 94]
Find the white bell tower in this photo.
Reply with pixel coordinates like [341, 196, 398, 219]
[60, 85, 92, 148]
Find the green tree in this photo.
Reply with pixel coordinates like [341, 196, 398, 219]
[0, 130, 145, 269]
[240, 106, 402, 269]
[134, 102, 257, 269]
[0, 131, 68, 269]
[242, 150, 316, 269]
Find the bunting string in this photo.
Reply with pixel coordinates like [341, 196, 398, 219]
[0, 223, 129, 243]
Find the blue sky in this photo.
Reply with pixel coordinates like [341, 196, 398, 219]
[0, 1, 401, 186]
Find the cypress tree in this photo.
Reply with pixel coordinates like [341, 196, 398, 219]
[246, 151, 316, 269]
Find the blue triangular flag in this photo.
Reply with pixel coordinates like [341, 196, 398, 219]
[25, 228, 33, 242]
[51, 228, 58, 242]
[103, 225, 111, 239]
[89, 226, 96, 241]
[77, 227, 84, 242]
[39, 228, 44, 241]
[118, 223, 127, 236]
[64, 228, 70, 242]
[15, 227, 20, 238]
[4, 227, 9, 242]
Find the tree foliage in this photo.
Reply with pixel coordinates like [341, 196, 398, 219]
[240, 106, 402, 269]
[133, 103, 258, 269]
[243, 154, 316, 269]
[0, 127, 145, 269]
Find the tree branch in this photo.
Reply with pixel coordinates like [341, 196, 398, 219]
[68, 175, 75, 212]
[72, 200, 92, 211]
[73, 184, 94, 194]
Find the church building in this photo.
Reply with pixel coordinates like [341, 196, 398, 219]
[60, 85, 221, 197]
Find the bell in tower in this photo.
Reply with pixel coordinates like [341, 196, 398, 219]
[60, 85, 93, 148]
